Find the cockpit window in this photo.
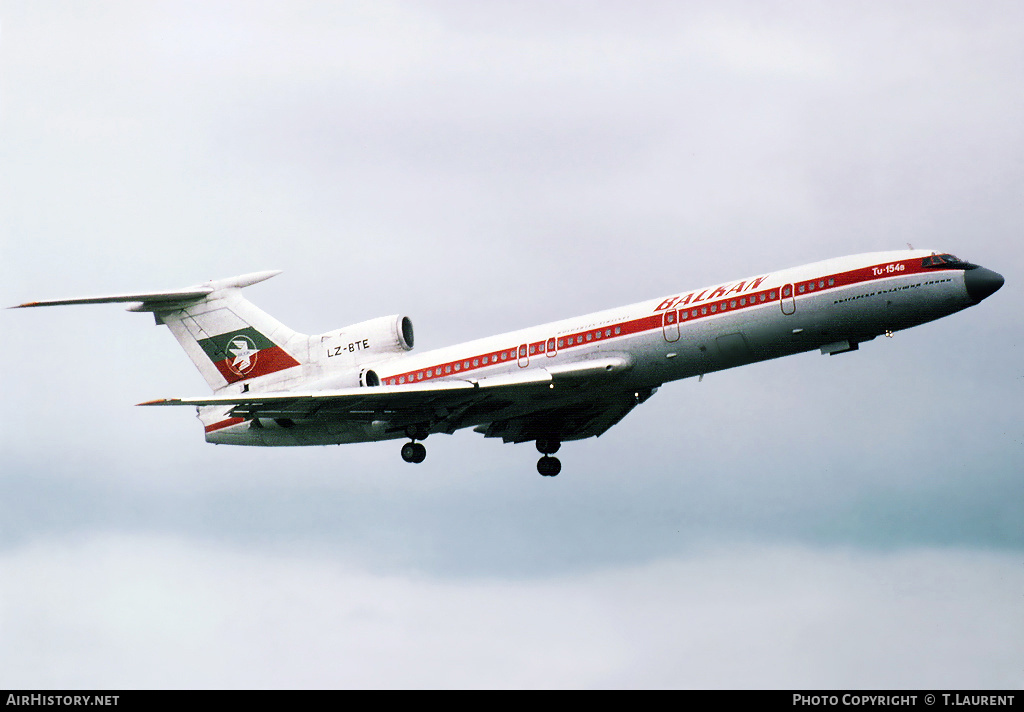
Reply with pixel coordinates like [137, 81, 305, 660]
[921, 253, 977, 269]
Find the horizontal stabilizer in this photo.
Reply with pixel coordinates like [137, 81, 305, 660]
[10, 270, 282, 310]
[12, 288, 214, 309]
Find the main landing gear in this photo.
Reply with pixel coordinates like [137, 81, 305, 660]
[401, 441, 426, 463]
[401, 424, 428, 464]
[536, 438, 561, 477]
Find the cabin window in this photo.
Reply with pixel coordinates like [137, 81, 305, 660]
[710, 304, 717, 313]
[558, 339, 565, 348]
[445, 365, 451, 373]
[730, 300, 737, 308]
[615, 327, 621, 334]
[828, 278, 835, 286]
[454, 364, 461, 371]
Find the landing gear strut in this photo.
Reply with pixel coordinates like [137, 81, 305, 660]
[401, 424, 429, 464]
[535, 438, 561, 455]
[535, 439, 562, 476]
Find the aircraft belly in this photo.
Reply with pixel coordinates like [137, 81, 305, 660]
[205, 418, 401, 446]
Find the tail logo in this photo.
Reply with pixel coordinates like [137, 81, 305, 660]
[225, 334, 259, 376]
[198, 326, 300, 383]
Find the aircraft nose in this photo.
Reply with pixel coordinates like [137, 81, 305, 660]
[964, 267, 1004, 302]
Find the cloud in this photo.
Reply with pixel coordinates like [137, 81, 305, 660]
[1, 535, 1021, 688]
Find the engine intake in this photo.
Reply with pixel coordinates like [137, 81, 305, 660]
[312, 314, 414, 366]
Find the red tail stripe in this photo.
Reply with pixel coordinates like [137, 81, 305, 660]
[213, 346, 300, 384]
[205, 417, 246, 433]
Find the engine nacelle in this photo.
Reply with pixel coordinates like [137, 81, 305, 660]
[311, 314, 414, 369]
[304, 366, 381, 391]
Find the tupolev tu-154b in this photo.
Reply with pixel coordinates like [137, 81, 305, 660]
[12, 249, 1003, 476]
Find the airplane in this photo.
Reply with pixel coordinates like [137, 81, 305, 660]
[12, 249, 1003, 476]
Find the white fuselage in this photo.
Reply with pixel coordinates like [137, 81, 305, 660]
[201, 249, 981, 445]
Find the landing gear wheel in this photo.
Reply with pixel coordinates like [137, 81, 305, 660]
[535, 438, 561, 455]
[537, 456, 561, 477]
[401, 442, 417, 463]
[401, 442, 427, 464]
[411, 442, 426, 463]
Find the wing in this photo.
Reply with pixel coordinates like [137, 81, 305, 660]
[140, 356, 655, 442]
[472, 384, 657, 443]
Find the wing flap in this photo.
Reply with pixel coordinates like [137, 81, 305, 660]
[546, 355, 632, 378]
[137, 379, 478, 408]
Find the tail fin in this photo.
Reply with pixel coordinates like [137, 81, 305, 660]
[12, 270, 308, 392]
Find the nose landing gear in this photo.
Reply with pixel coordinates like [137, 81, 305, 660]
[537, 455, 561, 477]
[535, 438, 562, 476]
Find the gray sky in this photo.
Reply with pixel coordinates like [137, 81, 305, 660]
[1, 1, 1022, 689]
